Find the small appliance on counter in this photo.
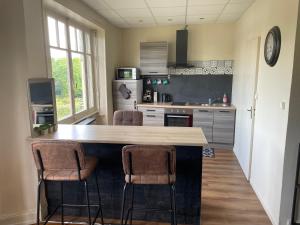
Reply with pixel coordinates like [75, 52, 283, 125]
[116, 67, 140, 80]
[143, 89, 153, 102]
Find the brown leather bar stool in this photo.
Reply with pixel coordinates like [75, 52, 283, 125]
[113, 110, 143, 126]
[120, 145, 177, 225]
[32, 141, 104, 225]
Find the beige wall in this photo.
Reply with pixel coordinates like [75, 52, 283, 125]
[0, 0, 122, 224]
[232, 0, 299, 224]
[0, 0, 43, 224]
[121, 23, 235, 67]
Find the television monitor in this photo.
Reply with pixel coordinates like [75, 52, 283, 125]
[29, 79, 53, 104]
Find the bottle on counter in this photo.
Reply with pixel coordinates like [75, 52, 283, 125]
[223, 93, 228, 104]
[153, 91, 158, 103]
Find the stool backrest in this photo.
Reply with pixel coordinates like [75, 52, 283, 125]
[122, 145, 176, 176]
[113, 110, 143, 126]
[32, 141, 85, 171]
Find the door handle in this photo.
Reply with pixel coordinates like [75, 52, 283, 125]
[247, 107, 253, 119]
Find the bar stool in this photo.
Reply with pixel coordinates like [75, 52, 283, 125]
[31, 141, 104, 225]
[113, 110, 143, 126]
[120, 145, 177, 225]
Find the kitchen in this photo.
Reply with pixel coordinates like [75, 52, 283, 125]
[1, 0, 300, 225]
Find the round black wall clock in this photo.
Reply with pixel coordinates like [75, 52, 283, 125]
[264, 26, 281, 67]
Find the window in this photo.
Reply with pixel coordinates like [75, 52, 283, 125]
[46, 14, 96, 122]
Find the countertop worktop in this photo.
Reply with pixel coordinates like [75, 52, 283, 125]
[29, 124, 207, 147]
[137, 102, 236, 110]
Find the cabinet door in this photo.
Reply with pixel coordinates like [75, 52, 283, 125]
[193, 124, 213, 143]
[138, 107, 165, 126]
[193, 109, 213, 126]
[193, 109, 213, 142]
[140, 42, 168, 75]
[213, 110, 235, 144]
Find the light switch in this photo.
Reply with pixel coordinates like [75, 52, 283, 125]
[280, 101, 286, 110]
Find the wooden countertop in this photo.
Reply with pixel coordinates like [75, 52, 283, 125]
[29, 125, 207, 147]
[137, 102, 236, 110]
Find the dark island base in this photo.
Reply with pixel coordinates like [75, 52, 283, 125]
[45, 144, 203, 225]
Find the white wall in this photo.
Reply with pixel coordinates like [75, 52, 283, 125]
[232, 0, 299, 224]
[279, 2, 300, 223]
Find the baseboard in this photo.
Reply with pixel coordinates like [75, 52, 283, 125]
[0, 210, 35, 225]
[250, 182, 278, 225]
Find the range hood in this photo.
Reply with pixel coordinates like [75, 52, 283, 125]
[171, 29, 194, 68]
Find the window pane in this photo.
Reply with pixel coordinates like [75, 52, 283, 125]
[86, 55, 94, 108]
[50, 48, 72, 120]
[69, 26, 77, 51]
[85, 32, 91, 54]
[76, 29, 84, 52]
[72, 53, 87, 113]
[58, 21, 66, 48]
[47, 17, 57, 47]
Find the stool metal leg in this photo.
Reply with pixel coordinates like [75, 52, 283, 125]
[120, 183, 128, 225]
[124, 184, 134, 225]
[130, 184, 134, 225]
[61, 182, 64, 225]
[169, 185, 174, 225]
[84, 180, 92, 225]
[171, 184, 177, 225]
[36, 180, 42, 225]
[94, 173, 104, 225]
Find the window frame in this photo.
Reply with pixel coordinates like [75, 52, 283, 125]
[44, 10, 98, 124]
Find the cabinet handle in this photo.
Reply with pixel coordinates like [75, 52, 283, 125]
[146, 109, 156, 112]
[134, 101, 137, 110]
[146, 115, 156, 118]
[149, 72, 158, 74]
[198, 110, 209, 112]
[219, 110, 230, 113]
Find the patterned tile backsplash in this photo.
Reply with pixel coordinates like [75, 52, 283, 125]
[168, 60, 233, 75]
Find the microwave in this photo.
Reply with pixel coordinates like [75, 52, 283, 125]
[116, 67, 140, 80]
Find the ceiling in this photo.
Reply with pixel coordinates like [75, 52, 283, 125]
[82, 0, 255, 28]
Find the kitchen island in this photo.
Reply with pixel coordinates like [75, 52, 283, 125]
[31, 125, 207, 225]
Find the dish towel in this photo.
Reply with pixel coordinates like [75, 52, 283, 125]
[118, 84, 131, 99]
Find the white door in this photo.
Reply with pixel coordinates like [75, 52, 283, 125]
[234, 37, 261, 180]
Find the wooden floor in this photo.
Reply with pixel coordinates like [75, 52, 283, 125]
[35, 150, 271, 225]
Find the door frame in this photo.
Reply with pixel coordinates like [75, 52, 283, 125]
[247, 36, 261, 180]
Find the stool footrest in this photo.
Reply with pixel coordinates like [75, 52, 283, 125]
[62, 203, 103, 208]
[128, 207, 173, 213]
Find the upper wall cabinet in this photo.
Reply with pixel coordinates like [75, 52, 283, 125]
[140, 42, 168, 75]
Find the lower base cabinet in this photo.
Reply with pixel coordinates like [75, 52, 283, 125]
[138, 107, 165, 126]
[137, 106, 236, 145]
[193, 108, 235, 145]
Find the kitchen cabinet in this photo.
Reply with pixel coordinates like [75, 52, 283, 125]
[193, 109, 214, 142]
[213, 109, 235, 144]
[140, 42, 168, 75]
[112, 80, 142, 111]
[138, 107, 165, 126]
[136, 104, 236, 145]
